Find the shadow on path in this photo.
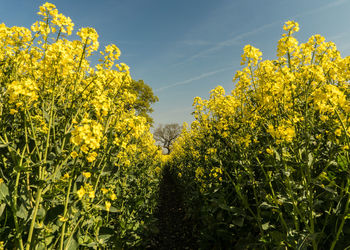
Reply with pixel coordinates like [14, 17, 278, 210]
[147, 166, 198, 249]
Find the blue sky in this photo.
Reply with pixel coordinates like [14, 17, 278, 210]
[2, 0, 350, 127]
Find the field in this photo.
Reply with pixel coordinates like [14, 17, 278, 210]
[1, 3, 350, 249]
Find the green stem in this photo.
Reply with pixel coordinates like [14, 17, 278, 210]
[330, 184, 350, 250]
[26, 89, 55, 249]
[93, 153, 108, 194]
[4, 134, 27, 250]
[26, 187, 43, 250]
[223, 167, 263, 232]
[27, 112, 42, 161]
[257, 159, 289, 233]
[65, 217, 84, 250]
[60, 177, 73, 250]
[43, 94, 55, 165]
[12, 172, 24, 250]
[283, 165, 300, 232]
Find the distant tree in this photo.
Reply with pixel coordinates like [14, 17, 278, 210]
[153, 123, 182, 154]
[126, 79, 159, 126]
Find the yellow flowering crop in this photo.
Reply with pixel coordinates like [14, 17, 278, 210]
[105, 201, 111, 212]
[77, 186, 86, 199]
[110, 193, 117, 201]
[82, 172, 91, 178]
[170, 20, 350, 248]
[0, 3, 161, 248]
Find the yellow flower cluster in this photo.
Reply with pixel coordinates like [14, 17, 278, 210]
[7, 79, 39, 109]
[71, 117, 103, 162]
[195, 167, 205, 179]
[210, 167, 223, 181]
[34, 2, 74, 37]
[77, 27, 99, 55]
[241, 44, 262, 66]
[266, 123, 295, 144]
[77, 183, 95, 199]
[171, 20, 350, 190]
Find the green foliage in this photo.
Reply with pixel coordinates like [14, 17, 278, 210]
[170, 21, 350, 249]
[126, 79, 159, 126]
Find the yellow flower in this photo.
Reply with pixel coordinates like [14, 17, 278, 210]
[155, 167, 161, 174]
[81, 145, 89, 154]
[70, 151, 78, 158]
[58, 215, 68, 222]
[63, 173, 69, 179]
[266, 148, 274, 155]
[101, 188, 108, 194]
[82, 172, 91, 178]
[283, 20, 300, 33]
[88, 191, 95, 199]
[335, 128, 342, 137]
[86, 151, 97, 162]
[77, 186, 85, 199]
[10, 109, 18, 115]
[105, 201, 111, 212]
[241, 44, 262, 66]
[0, 178, 3, 184]
[110, 193, 117, 201]
[195, 167, 204, 177]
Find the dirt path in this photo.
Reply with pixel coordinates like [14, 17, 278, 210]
[148, 166, 198, 249]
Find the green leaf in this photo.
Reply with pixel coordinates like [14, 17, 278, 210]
[275, 150, 281, 161]
[44, 236, 55, 246]
[308, 153, 314, 167]
[16, 203, 28, 219]
[0, 203, 6, 217]
[260, 202, 277, 209]
[36, 206, 46, 220]
[270, 230, 285, 242]
[0, 182, 9, 201]
[262, 222, 270, 230]
[99, 227, 114, 241]
[96, 204, 119, 213]
[86, 242, 98, 248]
[35, 242, 46, 250]
[65, 237, 79, 250]
[232, 217, 244, 227]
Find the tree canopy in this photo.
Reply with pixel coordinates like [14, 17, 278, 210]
[153, 123, 182, 154]
[126, 79, 159, 125]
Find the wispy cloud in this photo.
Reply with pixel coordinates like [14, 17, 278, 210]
[293, 0, 349, 18]
[328, 31, 350, 42]
[181, 40, 213, 46]
[174, 21, 279, 66]
[177, 0, 349, 65]
[160, 106, 193, 115]
[335, 43, 350, 56]
[155, 66, 232, 92]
